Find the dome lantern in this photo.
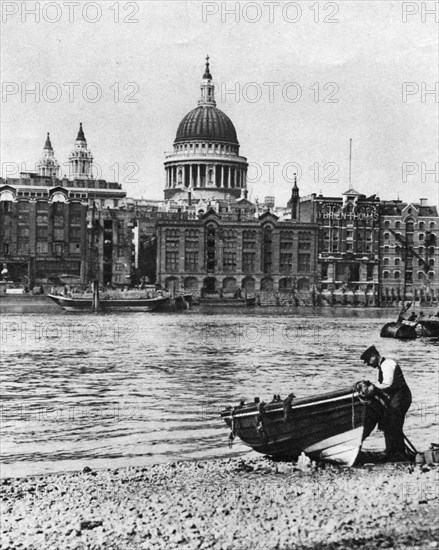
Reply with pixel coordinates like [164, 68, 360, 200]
[175, 58, 238, 146]
[199, 55, 216, 106]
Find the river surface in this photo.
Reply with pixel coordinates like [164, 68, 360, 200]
[1, 308, 438, 477]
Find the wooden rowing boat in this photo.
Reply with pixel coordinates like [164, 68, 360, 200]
[221, 386, 384, 467]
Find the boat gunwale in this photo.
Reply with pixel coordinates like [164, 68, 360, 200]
[47, 294, 169, 304]
[221, 388, 360, 419]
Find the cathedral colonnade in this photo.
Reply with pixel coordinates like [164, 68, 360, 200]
[165, 162, 247, 190]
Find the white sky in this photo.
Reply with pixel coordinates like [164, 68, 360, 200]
[1, 1, 438, 206]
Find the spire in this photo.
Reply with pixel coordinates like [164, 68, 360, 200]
[76, 122, 86, 143]
[70, 122, 93, 179]
[44, 132, 53, 150]
[292, 173, 299, 194]
[199, 56, 216, 106]
[203, 55, 212, 80]
[289, 174, 300, 220]
[38, 132, 59, 178]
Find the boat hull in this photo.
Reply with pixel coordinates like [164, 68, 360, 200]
[48, 294, 169, 312]
[417, 319, 439, 337]
[221, 387, 383, 467]
[380, 321, 417, 339]
[197, 297, 256, 310]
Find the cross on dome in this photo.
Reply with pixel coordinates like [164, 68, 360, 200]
[203, 55, 212, 80]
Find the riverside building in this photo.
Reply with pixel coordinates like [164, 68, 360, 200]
[0, 125, 132, 287]
[379, 199, 439, 304]
[299, 188, 381, 305]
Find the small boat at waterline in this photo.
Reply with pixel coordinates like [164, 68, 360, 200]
[380, 321, 417, 340]
[380, 302, 439, 339]
[221, 386, 383, 467]
[417, 317, 439, 337]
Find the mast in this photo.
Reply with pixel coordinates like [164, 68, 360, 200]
[348, 138, 352, 190]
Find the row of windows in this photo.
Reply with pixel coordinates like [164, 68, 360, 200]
[4, 242, 81, 256]
[383, 257, 434, 266]
[383, 232, 434, 241]
[322, 219, 376, 228]
[323, 229, 374, 240]
[322, 242, 373, 252]
[11, 226, 83, 241]
[174, 142, 238, 154]
[382, 246, 436, 254]
[11, 192, 88, 203]
[165, 228, 315, 241]
[15, 202, 83, 213]
[222, 229, 237, 239]
[382, 270, 435, 280]
[164, 251, 311, 273]
[383, 220, 436, 230]
[166, 237, 313, 251]
[280, 230, 294, 240]
[243, 230, 257, 240]
[185, 238, 199, 250]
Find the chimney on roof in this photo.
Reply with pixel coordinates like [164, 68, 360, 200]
[420, 198, 428, 206]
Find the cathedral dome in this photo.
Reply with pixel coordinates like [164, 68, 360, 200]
[175, 105, 238, 145]
[164, 58, 248, 203]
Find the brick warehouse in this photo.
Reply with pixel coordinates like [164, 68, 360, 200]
[0, 125, 131, 288]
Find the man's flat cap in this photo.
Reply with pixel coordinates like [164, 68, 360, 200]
[360, 345, 379, 362]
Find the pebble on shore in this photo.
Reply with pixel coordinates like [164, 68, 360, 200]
[1, 456, 438, 550]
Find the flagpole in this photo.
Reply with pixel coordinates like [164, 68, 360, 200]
[349, 138, 352, 190]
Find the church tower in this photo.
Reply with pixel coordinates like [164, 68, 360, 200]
[287, 175, 300, 220]
[37, 133, 60, 178]
[68, 123, 93, 180]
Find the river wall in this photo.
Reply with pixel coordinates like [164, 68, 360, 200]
[0, 295, 61, 314]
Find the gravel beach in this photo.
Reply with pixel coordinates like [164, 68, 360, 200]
[1, 456, 438, 550]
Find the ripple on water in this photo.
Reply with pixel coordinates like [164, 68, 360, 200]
[0, 310, 437, 477]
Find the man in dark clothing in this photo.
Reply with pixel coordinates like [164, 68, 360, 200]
[361, 345, 412, 459]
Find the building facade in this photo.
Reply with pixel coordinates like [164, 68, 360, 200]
[154, 60, 319, 302]
[379, 199, 439, 304]
[300, 189, 381, 305]
[0, 125, 132, 288]
[156, 208, 318, 301]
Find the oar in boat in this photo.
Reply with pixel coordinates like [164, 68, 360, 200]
[397, 301, 412, 322]
[403, 433, 417, 453]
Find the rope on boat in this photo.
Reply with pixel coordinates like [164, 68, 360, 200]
[351, 389, 356, 429]
[282, 393, 295, 422]
[228, 411, 236, 448]
[228, 409, 237, 448]
[256, 402, 268, 442]
[351, 381, 377, 428]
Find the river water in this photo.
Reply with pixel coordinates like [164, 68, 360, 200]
[1, 309, 437, 477]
